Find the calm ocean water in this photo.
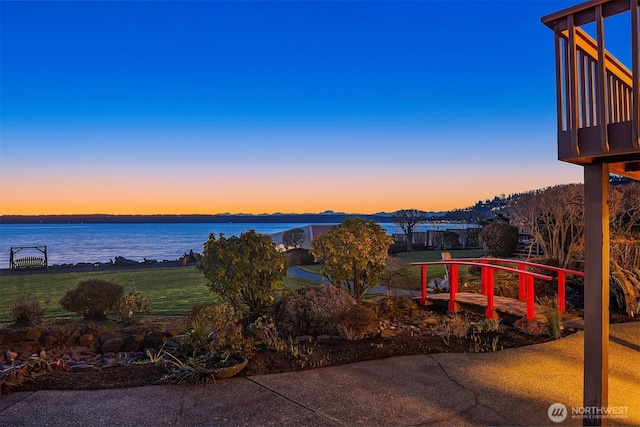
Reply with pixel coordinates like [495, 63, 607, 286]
[0, 222, 420, 267]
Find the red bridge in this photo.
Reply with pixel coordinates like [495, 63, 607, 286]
[410, 257, 584, 321]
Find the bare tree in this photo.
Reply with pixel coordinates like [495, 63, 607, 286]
[392, 209, 429, 252]
[507, 184, 584, 267]
[610, 181, 640, 234]
[381, 256, 414, 297]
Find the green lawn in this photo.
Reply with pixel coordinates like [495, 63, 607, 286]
[297, 249, 485, 290]
[396, 249, 485, 289]
[0, 268, 315, 322]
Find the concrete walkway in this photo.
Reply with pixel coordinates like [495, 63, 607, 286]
[1, 322, 638, 426]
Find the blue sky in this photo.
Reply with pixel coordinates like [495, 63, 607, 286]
[1, 0, 613, 215]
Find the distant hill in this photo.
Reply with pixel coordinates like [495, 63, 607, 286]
[0, 213, 442, 224]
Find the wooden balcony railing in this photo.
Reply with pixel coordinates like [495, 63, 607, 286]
[542, 0, 640, 180]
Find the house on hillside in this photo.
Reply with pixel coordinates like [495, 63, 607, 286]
[270, 225, 333, 250]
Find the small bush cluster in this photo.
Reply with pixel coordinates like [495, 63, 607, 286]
[437, 314, 472, 346]
[513, 318, 546, 336]
[378, 296, 419, 318]
[10, 293, 48, 327]
[335, 303, 379, 341]
[473, 318, 501, 333]
[538, 296, 563, 338]
[112, 292, 152, 324]
[59, 279, 124, 320]
[162, 303, 253, 385]
[248, 316, 312, 358]
[275, 285, 356, 337]
[166, 303, 252, 361]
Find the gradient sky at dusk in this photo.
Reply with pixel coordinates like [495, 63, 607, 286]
[2, 0, 627, 215]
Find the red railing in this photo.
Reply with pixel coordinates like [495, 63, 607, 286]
[410, 258, 584, 321]
[459, 258, 585, 313]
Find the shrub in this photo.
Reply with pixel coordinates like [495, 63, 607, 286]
[165, 303, 252, 362]
[248, 316, 312, 358]
[513, 318, 545, 336]
[538, 296, 563, 339]
[198, 230, 288, 317]
[378, 296, 419, 318]
[335, 303, 379, 341]
[59, 279, 124, 320]
[436, 314, 472, 346]
[275, 285, 356, 337]
[311, 217, 393, 300]
[474, 318, 501, 333]
[287, 248, 316, 266]
[10, 293, 48, 327]
[112, 292, 152, 324]
[478, 222, 519, 257]
[161, 304, 252, 384]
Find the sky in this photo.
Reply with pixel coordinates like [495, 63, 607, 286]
[1, 0, 630, 215]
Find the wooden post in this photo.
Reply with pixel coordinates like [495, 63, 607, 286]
[518, 263, 527, 301]
[583, 163, 610, 426]
[448, 264, 459, 313]
[420, 265, 427, 306]
[558, 271, 566, 313]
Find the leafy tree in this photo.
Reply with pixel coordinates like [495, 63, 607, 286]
[392, 209, 429, 252]
[478, 222, 519, 257]
[282, 227, 305, 250]
[198, 230, 288, 316]
[310, 217, 393, 300]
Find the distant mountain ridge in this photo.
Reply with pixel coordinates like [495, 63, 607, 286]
[0, 212, 446, 224]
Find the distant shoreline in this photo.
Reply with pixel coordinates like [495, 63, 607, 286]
[0, 212, 443, 225]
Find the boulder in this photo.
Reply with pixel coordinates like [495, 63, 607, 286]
[78, 334, 97, 348]
[114, 256, 138, 266]
[101, 337, 124, 354]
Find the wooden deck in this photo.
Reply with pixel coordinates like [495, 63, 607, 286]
[425, 292, 584, 328]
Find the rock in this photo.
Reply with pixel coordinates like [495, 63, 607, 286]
[78, 334, 97, 348]
[98, 332, 119, 345]
[102, 358, 118, 368]
[114, 256, 138, 266]
[123, 334, 145, 352]
[65, 329, 82, 346]
[144, 331, 171, 348]
[101, 337, 124, 354]
[294, 335, 313, 344]
[82, 322, 102, 335]
[39, 335, 56, 347]
[24, 328, 42, 341]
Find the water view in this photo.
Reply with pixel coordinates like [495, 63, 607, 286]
[0, 222, 473, 267]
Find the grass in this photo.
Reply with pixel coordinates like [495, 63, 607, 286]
[0, 249, 485, 321]
[396, 249, 485, 288]
[297, 249, 486, 290]
[0, 268, 315, 322]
